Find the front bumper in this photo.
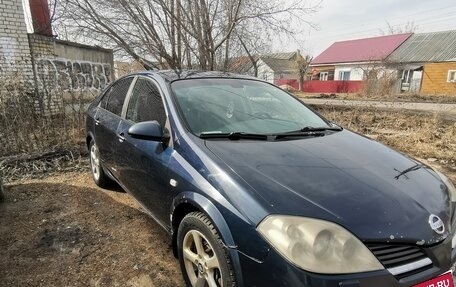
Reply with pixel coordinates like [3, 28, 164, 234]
[238, 235, 456, 287]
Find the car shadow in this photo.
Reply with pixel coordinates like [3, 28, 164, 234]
[0, 180, 184, 287]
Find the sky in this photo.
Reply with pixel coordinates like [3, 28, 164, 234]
[22, 0, 456, 59]
[291, 0, 456, 57]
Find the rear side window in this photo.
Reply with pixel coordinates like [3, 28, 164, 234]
[126, 78, 167, 127]
[104, 77, 133, 116]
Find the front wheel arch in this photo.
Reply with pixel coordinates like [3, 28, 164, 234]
[171, 192, 244, 287]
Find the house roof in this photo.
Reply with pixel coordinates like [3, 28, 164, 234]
[387, 30, 456, 63]
[262, 52, 298, 60]
[312, 33, 412, 65]
[259, 51, 300, 72]
[227, 51, 300, 74]
[226, 56, 257, 74]
[260, 57, 296, 72]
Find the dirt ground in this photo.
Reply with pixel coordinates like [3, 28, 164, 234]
[1, 166, 455, 287]
[0, 171, 184, 287]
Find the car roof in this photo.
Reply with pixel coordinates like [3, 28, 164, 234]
[130, 69, 258, 83]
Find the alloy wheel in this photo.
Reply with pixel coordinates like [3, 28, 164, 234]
[182, 230, 223, 287]
[90, 143, 101, 181]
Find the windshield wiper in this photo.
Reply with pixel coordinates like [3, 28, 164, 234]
[199, 132, 268, 140]
[394, 164, 423, 179]
[273, 126, 342, 140]
[299, 126, 343, 132]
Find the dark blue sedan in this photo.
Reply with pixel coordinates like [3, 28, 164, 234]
[86, 70, 456, 287]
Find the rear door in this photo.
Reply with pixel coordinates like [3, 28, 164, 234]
[115, 77, 172, 227]
[94, 77, 134, 177]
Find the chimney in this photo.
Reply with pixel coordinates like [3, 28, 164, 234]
[28, 0, 53, 36]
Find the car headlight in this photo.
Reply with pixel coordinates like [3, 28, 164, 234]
[434, 170, 456, 202]
[257, 215, 384, 274]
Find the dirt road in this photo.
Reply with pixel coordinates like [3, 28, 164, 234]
[301, 98, 456, 120]
[0, 172, 184, 287]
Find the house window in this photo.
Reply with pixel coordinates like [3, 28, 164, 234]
[448, 70, 456, 82]
[319, 72, 328, 81]
[401, 69, 413, 84]
[339, 71, 350, 81]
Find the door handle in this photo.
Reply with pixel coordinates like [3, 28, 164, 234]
[117, 132, 126, 143]
[95, 117, 100, 126]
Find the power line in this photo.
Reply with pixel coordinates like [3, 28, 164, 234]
[310, 12, 456, 40]
[386, 4, 456, 21]
[310, 5, 456, 37]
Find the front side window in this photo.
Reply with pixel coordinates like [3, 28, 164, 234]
[171, 78, 329, 135]
[104, 77, 133, 116]
[126, 78, 167, 127]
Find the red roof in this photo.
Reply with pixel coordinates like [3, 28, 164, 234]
[312, 33, 412, 65]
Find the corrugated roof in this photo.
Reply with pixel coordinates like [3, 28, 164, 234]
[226, 51, 300, 73]
[260, 57, 296, 72]
[262, 52, 297, 60]
[312, 33, 412, 65]
[387, 30, 456, 63]
[227, 56, 256, 74]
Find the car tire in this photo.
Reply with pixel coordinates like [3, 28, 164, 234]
[89, 139, 113, 188]
[177, 212, 236, 287]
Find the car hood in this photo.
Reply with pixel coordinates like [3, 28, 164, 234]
[204, 130, 452, 244]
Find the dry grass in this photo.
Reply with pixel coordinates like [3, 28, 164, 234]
[0, 74, 94, 182]
[296, 92, 456, 104]
[0, 74, 93, 157]
[315, 105, 456, 169]
[0, 149, 89, 183]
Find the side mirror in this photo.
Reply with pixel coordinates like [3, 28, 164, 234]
[128, 120, 170, 143]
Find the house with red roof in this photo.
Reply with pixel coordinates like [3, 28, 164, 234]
[307, 33, 412, 93]
[308, 30, 456, 95]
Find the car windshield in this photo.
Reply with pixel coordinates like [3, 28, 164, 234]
[171, 78, 330, 136]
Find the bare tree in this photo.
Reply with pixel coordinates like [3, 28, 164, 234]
[295, 54, 312, 91]
[379, 21, 418, 35]
[54, 0, 319, 71]
[358, 59, 399, 96]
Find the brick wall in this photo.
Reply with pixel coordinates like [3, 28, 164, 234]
[27, 34, 114, 114]
[29, 34, 114, 92]
[421, 62, 456, 96]
[0, 0, 34, 82]
[28, 33, 55, 58]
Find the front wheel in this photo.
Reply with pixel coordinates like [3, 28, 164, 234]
[177, 212, 236, 287]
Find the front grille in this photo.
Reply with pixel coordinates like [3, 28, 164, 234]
[366, 243, 433, 278]
[366, 244, 427, 268]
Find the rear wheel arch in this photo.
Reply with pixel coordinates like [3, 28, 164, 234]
[86, 135, 92, 150]
[86, 130, 95, 150]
